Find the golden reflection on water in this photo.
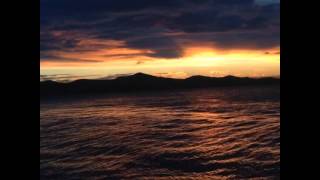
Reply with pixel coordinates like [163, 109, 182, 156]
[40, 86, 280, 179]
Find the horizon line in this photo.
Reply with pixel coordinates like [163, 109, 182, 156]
[40, 72, 280, 83]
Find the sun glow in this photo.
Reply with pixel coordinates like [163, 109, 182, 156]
[40, 46, 280, 79]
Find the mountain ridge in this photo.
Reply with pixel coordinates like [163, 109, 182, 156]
[40, 73, 280, 98]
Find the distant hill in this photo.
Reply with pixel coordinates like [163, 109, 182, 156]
[40, 73, 280, 98]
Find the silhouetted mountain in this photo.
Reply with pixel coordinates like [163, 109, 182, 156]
[40, 73, 280, 98]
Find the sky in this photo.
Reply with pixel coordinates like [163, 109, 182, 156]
[40, 0, 280, 81]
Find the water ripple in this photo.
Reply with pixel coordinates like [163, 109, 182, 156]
[40, 86, 280, 179]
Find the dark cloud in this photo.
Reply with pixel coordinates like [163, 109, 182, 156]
[126, 36, 183, 58]
[40, 54, 102, 63]
[211, 0, 255, 6]
[210, 30, 280, 49]
[40, 0, 280, 61]
[40, 32, 81, 52]
[168, 12, 247, 33]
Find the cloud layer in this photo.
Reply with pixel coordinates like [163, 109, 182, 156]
[40, 0, 280, 62]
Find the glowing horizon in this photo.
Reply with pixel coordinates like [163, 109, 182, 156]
[41, 45, 280, 81]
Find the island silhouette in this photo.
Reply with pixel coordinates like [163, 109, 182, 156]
[40, 73, 280, 98]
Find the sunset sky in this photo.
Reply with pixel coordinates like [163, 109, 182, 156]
[40, 0, 280, 81]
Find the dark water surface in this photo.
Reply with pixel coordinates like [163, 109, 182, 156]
[40, 86, 280, 179]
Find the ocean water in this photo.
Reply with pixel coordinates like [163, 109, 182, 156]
[40, 86, 280, 179]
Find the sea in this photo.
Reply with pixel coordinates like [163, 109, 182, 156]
[40, 86, 280, 179]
